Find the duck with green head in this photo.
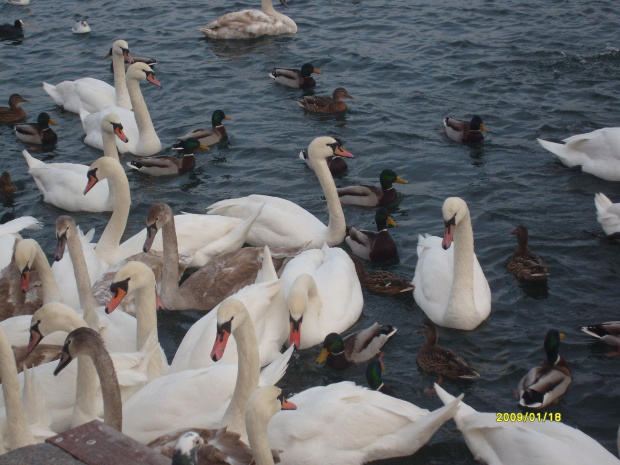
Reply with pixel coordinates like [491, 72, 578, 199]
[518, 329, 572, 409]
[443, 115, 487, 143]
[346, 208, 399, 262]
[270, 63, 322, 89]
[338, 169, 408, 207]
[178, 110, 231, 147]
[14, 112, 58, 145]
[316, 323, 396, 369]
[366, 355, 398, 398]
[127, 138, 208, 176]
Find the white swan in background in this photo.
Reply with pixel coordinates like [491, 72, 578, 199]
[22, 113, 128, 212]
[0, 216, 41, 273]
[435, 383, 620, 465]
[201, 0, 297, 40]
[80, 62, 162, 156]
[207, 136, 354, 248]
[595, 193, 620, 239]
[412, 197, 491, 330]
[537, 130, 620, 181]
[43, 40, 133, 114]
[83, 157, 244, 269]
[279, 244, 363, 349]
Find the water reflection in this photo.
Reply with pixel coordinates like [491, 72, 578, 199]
[202, 35, 279, 62]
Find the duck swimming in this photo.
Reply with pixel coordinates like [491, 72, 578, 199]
[0, 94, 28, 123]
[127, 138, 208, 176]
[346, 208, 399, 262]
[270, 63, 322, 89]
[178, 110, 230, 147]
[14, 112, 58, 145]
[298, 87, 354, 114]
[337, 169, 408, 207]
[0, 20, 24, 38]
[443, 115, 487, 143]
[507, 225, 548, 282]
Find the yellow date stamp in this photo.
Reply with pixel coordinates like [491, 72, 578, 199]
[496, 412, 562, 423]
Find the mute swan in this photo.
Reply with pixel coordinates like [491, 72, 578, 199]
[0, 93, 28, 123]
[435, 383, 620, 465]
[270, 63, 322, 89]
[507, 225, 548, 281]
[298, 88, 354, 114]
[201, 0, 297, 40]
[443, 116, 487, 143]
[538, 129, 620, 181]
[0, 216, 41, 273]
[299, 147, 348, 175]
[22, 113, 128, 212]
[412, 197, 491, 330]
[207, 136, 354, 248]
[279, 244, 363, 349]
[337, 169, 408, 207]
[14, 112, 57, 145]
[43, 40, 133, 114]
[177, 110, 231, 147]
[595, 193, 620, 239]
[346, 208, 399, 262]
[80, 62, 161, 156]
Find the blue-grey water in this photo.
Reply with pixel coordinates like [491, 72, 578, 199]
[2, 0, 620, 462]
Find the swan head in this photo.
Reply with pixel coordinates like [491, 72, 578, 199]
[173, 431, 204, 465]
[246, 386, 296, 429]
[211, 298, 249, 362]
[106, 261, 155, 314]
[105, 39, 133, 64]
[84, 157, 125, 195]
[101, 113, 129, 143]
[126, 62, 162, 88]
[14, 238, 38, 293]
[54, 215, 78, 261]
[25, 302, 85, 357]
[286, 274, 318, 348]
[307, 136, 354, 163]
[441, 197, 470, 250]
[54, 327, 103, 376]
[143, 203, 174, 252]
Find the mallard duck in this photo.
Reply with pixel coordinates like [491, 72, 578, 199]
[337, 169, 408, 207]
[127, 138, 208, 176]
[0, 172, 17, 198]
[201, 0, 297, 39]
[178, 110, 231, 147]
[14, 112, 58, 145]
[346, 208, 398, 262]
[270, 63, 322, 89]
[298, 87, 353, 114]
[518, 329, 572, 409]
[0, 20, 24, 38]
[71, 19, 90, 34]
[0, 94, 28, 123]
[366, 356, 398, 398]
[443, 115, 487, 143]
[582, 321, 620, 356]
[507, 225, 548, 281]
[349, 254, 414, 295]
[594, 193, 620, 239]
[416, 320, 480, 380]
[299, 147, 347, 175]
[316, 323, 397, 369]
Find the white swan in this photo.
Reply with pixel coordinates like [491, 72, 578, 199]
[595, 193, 620, 238]
[207, 136, 354, 248]
[412, 197, 491, 330]
[80, 62, 162, 156]
[537, 130, 620, 181]
[42, 40, 133, 114]
[435, 383, 620, 465]
[279, 244, 363, 349]
[201, 0, 297, 40]
[22, 113, 128, 212]
[0, 216, 41, 273]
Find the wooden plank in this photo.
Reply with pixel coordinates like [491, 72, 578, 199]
[46, 420, 169, 465]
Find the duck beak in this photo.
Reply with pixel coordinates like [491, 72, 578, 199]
[313, 68, 322, 75]
[395, 176, 408, 184]
[104, 51, 112, 59]
[224, 116, 231, 120]
[48, 118, 58, 126]
[559, 333, 566, 339]
[199, 144, 210, 151]
[387, 216, 398, 227]
[479, 123, 488, 132]
[316, 348, 329, 364]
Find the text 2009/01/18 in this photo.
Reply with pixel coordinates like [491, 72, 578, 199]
[496, 412, 562, 423]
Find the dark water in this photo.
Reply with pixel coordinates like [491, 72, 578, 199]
[2, 0, 620, 462]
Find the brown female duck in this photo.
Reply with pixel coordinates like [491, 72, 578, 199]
[443, 115, 487, 143]
[337, 169, 408, 207]
[14, 112, 58, 145]
[349, 254, 414, 295]
[416, 320, 480, 380]
[0, 94, 29, 123]
[298, 87, 353, 114]
[507, 225, 548, 281]
[0, 172, 17, 198]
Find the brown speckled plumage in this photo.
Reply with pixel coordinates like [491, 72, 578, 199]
[0, 94, 29, 123]
[298, 87, 353, 114]
[349, 254, 413, 295]
[507, 225, 548, 282]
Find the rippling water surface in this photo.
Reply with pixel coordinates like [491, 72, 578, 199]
[2, 0, 620, 462]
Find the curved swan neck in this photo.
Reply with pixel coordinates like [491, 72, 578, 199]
[33, 242, 61, 304]
[222, 312, 260, 443]
[112, 53, 131, 110]
[66, 222, 99, 317]
[446, 210, 476, 319]
[246, 406, 275, 465]
[126, 75, 157, 143]
[133, 279, 162, 378]
[0, 328, 34, 449]
[102, 125, 120, 162]
[288, 274, 322, 318]
[313, 157, 345, 246]
[71, 356, 99, 429]
[261, 0, 275, 13]
[160, 216, 184, 308]
[96, 163, 131, 257]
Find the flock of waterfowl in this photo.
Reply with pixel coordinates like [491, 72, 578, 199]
[1, 0, 620, 464]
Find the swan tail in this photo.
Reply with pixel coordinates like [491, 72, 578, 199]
[78, 107, 91, 127]
[434, 383, 477, 419]
[0, 216, 42, 236]
[258, 344, 295, 387]
[22, 149, 44, 170]
[594, 192, 612, 212]
[404, 392, 463, 452]
[537, 138, 584, 168]
[255, 246, 278, 283]
[42, 82, 63, 106]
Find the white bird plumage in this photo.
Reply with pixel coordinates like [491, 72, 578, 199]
[594, 193, 620, 238]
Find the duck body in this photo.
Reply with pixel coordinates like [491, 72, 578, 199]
[0, 94, 28, 123]
[443, 115, 487, 143]
[582, 321, 620, 349]
[538, 128, 620, 181]
[201, 0, 297, 39]
[337, 170, 408, 207]
[72, 19, 90, 34]
[0, 20, 24, 38]
[595, 193, 620, 238]
[270, 63, 321, 89]
[507, 225, 548, 281]
[298, 87, 353, 114]
[415, 320, 479, 380]
[346, 208, 399, 262]
[365, 359, 398, 398]
[350, 254, 414, 295]
[178, 110, 230, 147]
[128, 139, 207, 176]
[518, 330, 572, 409]
[14, 112, 58, 145]
[0, 171, 18, 199]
